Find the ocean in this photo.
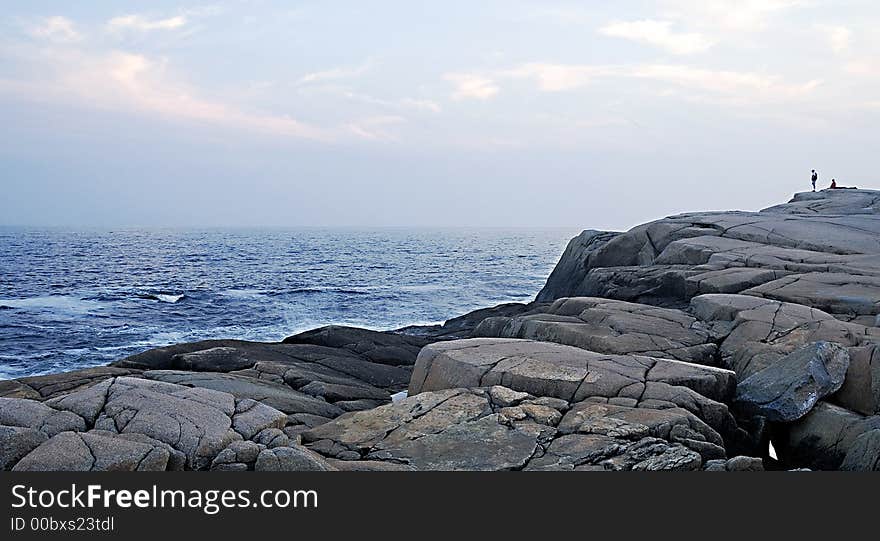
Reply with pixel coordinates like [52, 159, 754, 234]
[0, 227, 576, 379]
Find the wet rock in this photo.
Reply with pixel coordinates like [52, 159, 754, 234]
[172, 347, 256, 372]
[734, 342, 850, 422]
[775, 401, 880, 470]
[840, 429, 880, 471]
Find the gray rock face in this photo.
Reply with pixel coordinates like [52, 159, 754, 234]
[13, 431, 172, 472]
[734, 342, 850, 422]
[142, 370, 343, 418]
[172, 347, 256, 372]
[282, 325, 431, 366]
[775, 402, 880, 470]
[840, 429, 880, 471]
[538, 230, 621, 302]
[302, 387, 729, 471]
[0, 426, 47, 470]
[254, 446, 337, 471]
[0, 367, 140, 400]
[409, 339, 738, 438]
[474, 297, 717, 365]
[0, 397, 86, 436]
[536, 190, 880, 322]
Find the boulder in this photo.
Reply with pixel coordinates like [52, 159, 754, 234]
[92, 377, 240, 470]
[474, 297, 717, 365]
[409, 339, 738, 435]
[0, 397, 86, 436]
[303, 386, 718, 471]
[734, 341, 850, 422]
[775, 401, 880, 470]
[254, 446, 336, 472]
[172, 347, 256, 372]
[142, 370, 343, 418]
[840, 430, 880, 471]
[13, 431, 171, 471]
[0, 426, 47, 470]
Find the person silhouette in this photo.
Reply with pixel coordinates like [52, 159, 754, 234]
[830, 178, 837, 189]
[811, 170, 818, 191]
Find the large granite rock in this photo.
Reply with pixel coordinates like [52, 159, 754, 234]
[13, 430, 173, 472]
[407, 339, 746, 449]
[774, 401, 880, 470]
[536, 190, 880, 321]
[0, 375, 321, 471]
[302, 387, 726, 471]
[734, 342, 850, 422]
[474, 297, 717, 365]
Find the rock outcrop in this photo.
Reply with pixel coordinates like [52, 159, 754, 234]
[3, 189, 880, 470]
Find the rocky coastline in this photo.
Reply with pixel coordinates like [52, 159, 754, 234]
[2, 188, 879, 471]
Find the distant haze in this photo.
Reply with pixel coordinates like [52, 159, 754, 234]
[1, 1, 878, 229]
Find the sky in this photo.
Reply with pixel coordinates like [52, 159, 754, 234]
[1, 1, 879, 229]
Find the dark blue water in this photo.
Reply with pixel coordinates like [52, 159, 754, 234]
[0, 227, 575, 379]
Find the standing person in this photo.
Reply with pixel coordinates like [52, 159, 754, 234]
[811, 170, 818, 191]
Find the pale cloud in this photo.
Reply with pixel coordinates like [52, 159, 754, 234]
[0, 45, 328, 141]
[298, 60, 374, 85]
[444, 74, 499, 100]
[599, 20, 713, 55]
[345, 115, 406, 141]
[662, 0, 804, 32]
[504, 63, 613, 92]
[817, 24, 852, 53]
[470, 62, 821, 105]
[630, 64, 822, 103]
[107, 14, 188, 33]
[399, 98, 442, 113]
[27, 16, 82, 43]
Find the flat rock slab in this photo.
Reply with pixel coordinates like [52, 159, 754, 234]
[142, 370, 344, 418]
[303, 387, 720, 471]
[690, 294, 879, 378]
[474, 296, 717, 365]
[1, 367, 141, 400]
[0, 397, 86, 436]
[734, 341, 850, 422]
[112, 335, 414, 392]
[408, 339, 739, 438]
[13, 430, 172, 472]
[283, 325, 431, 367]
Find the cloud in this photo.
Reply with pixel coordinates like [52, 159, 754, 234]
[599, 20, 713, 55]
[465, 62, 820, 105]
[345, 115, 406, 141]
[399, 98, 442, 113]
[817, 25, 851, 54]
[298, 60, 374, 85]
[107, 14, 187, 33]
[0, 45, 328, 141]
[27, 16, 82, 43]
[630, 64, 821, 102]
[662, 0, 804, 32]
[444, 74, 499, 100]
[504, 63, 612, 91]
